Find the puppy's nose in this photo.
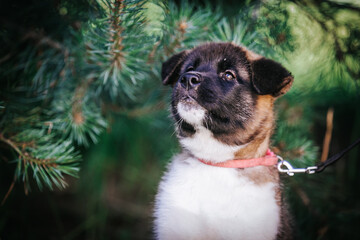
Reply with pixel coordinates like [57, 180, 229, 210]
[180, 73, 201, 89]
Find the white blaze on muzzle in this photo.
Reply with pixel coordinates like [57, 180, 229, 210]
[177, 101, 206, 127]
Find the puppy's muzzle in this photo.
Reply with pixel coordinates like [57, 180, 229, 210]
[180, 72, 202, 90]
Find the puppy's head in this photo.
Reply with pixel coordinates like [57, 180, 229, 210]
[162, 43, 293, 157]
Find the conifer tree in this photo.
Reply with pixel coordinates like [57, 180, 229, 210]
[1, 0, 359, 190]
[0, 0, 316, 193]
[0, 0, 155, 193]
[1, 1, 360, 238]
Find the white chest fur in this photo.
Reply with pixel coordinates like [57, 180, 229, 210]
[179, 126, 246, 163]
[176, 101, 246, 163]
[154, 153, 281, 240]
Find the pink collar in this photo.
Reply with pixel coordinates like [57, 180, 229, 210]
[198, 149, 278, 169]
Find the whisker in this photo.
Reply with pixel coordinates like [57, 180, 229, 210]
[204, 114, 210, 129]
[172, 118, 183, 137]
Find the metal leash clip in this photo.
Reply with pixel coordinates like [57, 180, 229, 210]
[277, 155, 318, 176]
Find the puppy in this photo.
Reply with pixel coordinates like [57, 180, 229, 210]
[154, 42, 293, 240]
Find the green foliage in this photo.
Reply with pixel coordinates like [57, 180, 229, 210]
[160, 1, 221, 55]
[13, 131, 80, 191]
[85, 0, 154, 102]
[211, 18, 258, 48]
[1, 0, 360, 239]
[0, 0, 152, 192]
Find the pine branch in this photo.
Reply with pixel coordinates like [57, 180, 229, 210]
[109, 0, 125, 70]
[72, 78, 94, 125]
[210, 17, 272, 56]
[84, 0, 153, 103]
[0, 133, 24, 158]
[159, 1, 222, 57]
[0, 131, 81, 192]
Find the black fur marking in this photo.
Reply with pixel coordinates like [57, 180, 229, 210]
[251, 58, 293, 97]
[162, 42, 292, 144]
[172, 110, 196, 137]
[218, 77, 237, 93]
[193, 58, 201, 69]
[217, 58, 236, 73]
[179, 121, 196, 136]
[162, 50, 188, 85]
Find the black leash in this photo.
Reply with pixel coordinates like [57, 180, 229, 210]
[278, 137, 360, 176]
[315, 137, 360, 173]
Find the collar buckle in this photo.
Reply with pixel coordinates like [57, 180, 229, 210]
[277, 155, 318, 176]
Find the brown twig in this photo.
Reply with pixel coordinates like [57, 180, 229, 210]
[72, 78, 94, 125]
[321, 107, 334, 162]
[0, 140, 57, 199]
[147, 40, 161, 64]
[1, 179, 16, 206]
[164, 20, 188, 57]
[109, 0, 125, 70]
[0, 134, 57, 166]
[0, 133, 24, 158]
[44, 121, 54, 134]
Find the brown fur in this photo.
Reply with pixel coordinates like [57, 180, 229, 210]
[243, 46, 263, 61]
[239, 166, 279, 186]
[231, 95, 275, 159]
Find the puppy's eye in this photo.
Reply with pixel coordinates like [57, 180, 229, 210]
[186, 66, 194, 72]
[224, 70, 236, 81]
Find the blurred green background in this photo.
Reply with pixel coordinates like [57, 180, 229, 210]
[1, 0, 360, 239]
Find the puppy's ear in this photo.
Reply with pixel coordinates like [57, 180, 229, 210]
[162, 50, 189, 85]
[251, 58, 293, 97]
